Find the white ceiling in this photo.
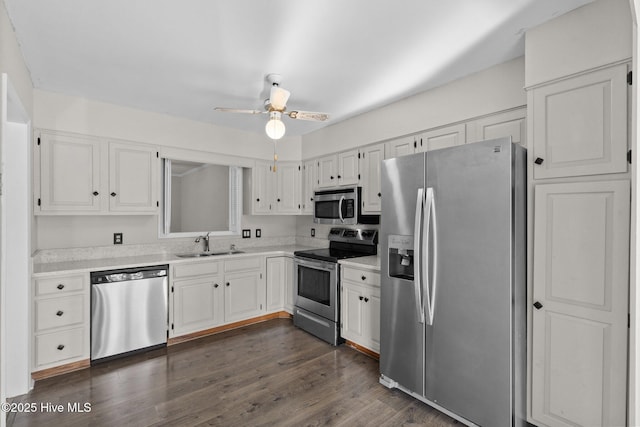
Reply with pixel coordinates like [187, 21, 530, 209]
[5, 0, 593, 137]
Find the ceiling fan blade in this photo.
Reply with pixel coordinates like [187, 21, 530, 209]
[214, 107, 265, 115]
[269, 86, 290, 111]
[287, 111, 329, 121]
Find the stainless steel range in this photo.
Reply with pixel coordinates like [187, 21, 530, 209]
[293, 228, 378, 345]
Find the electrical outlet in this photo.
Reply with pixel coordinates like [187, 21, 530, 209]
[256, 229, 262, 238]
[113, 233, 123, 244]
[311, 228, 315, 237]
[242, 229, 251, 238]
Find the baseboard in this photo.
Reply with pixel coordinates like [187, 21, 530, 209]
[344, 340, 380, 360]
[31, 359, 90, 381]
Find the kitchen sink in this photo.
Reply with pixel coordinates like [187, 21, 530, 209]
[176, 252, 216, 258]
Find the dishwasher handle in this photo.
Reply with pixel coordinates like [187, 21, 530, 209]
[91, 265, 168, 284]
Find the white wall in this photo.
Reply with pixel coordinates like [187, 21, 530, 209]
[301, 56, 526, 159]
[525, 0, 632, 87]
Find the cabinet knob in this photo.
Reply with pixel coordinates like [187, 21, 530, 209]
[256, 198, 260, 202]
[361, 275, 366, 281]
[533, 301, 543, 310]
[534, 157, 544, 165]
[57, 284, 65, 290]
[92, 191, 99, 196]
[330, 176, 334, 180]
[358, 296, 364, 301]
[214, 284, 219, 288]
[310, 197, 314, 201]
[337, 175, 341, 179]
[56, 310, 64, 317]
[226, 282, 230, 287]
[57, 344, 65, 351]
[277, 198, 281, 202]
[364, 297, 369, 303]
[377, 193, 381, 198]
[110, 192, 117, 197]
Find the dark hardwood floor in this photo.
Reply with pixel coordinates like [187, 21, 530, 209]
[9, 319, 459, 426]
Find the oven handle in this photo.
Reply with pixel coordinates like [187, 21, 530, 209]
[294, 257, 338, 273]
[338, 196, 345, 223]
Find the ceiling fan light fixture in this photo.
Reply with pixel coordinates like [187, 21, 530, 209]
[265, 111, 286, 140]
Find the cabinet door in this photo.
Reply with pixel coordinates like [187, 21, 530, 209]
[341, 282, 365, 343]
[531, 180, 629, 427]
[363, 288, 381, 352]
[39, 133, 102, 212]
[317, 155, 338, 188]
[253, 161, 275, 213]
[266, 257, 285, 312]
[385, 136, 416, 159]
[172, 276, 223, 336]
[338, 149, 359, 185]
[421, 123, 466, 151]
[284, 257, 294, 313]
[275, 162, 301, 214]
[301, 160, 317, 214]
[224, 270, 264, 322]
[359, 143, 385, 213]
[531, 64, 628, 179]
[467, 108, 526, 147]
[109, 142, 158, 212]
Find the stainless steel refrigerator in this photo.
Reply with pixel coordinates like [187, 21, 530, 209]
[379, 138, 526, 427]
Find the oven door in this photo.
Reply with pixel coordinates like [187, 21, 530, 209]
[314, 190, 357, 225]
[294, 257, 339, 321]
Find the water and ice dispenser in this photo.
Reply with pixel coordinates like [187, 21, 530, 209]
[388, 235, 414, 280]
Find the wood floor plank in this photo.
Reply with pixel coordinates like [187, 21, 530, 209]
[8, 319, 458, 427]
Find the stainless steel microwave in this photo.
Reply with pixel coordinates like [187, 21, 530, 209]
[313, 186, 380, 225]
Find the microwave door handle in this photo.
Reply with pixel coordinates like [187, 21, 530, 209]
[413, 188, 425, 324]
[338, 196, 345, 223]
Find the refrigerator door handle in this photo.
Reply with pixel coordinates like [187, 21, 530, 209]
[338, 196, 345, 223]
[424, 187, 438, 325]
[413, 187, 426, 324]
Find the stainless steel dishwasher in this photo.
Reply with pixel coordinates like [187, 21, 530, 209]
[90, 265, 168, 362]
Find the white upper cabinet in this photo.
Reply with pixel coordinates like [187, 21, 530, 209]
[359, 143, 385, 214]
[530, 63, 628, 179]
[301, 159, 317, 214]
[466, 108, 527, 147]
[317, 154, 338, 188]
[420, 123, 466, 152]
[385, 135, 419, 158]
[36, 131, 158, 215]
[275, 162, 301, 214]
[108, 141, 158, 212]
[337, 149, 359, 186]
[38, 132, 102, 213]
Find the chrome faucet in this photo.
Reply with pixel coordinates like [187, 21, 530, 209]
[195, 232, 211, 252]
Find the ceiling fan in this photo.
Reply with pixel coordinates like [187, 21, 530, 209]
[214, 74, 329, 140]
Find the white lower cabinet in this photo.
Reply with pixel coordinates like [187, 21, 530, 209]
[530, 180, 629, 427]
[32, 272, 90, 371]
[266, 256, 294, 314]
[171, 256, 266, 338]
[340, 265, 380, 353]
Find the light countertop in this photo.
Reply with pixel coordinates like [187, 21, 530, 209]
[339, 255, 381, 271]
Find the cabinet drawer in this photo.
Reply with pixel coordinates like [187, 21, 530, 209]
[173, 261, 220, 278]
[35, 295, 85, 332]
[225, 257, 261, 273]
[35, 274, 86, 296]
[35, 327, 85, 367]
[342, 268, 380, 286]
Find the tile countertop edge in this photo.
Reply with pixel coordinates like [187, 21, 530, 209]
[33, 245, 317, 276]
[338, 255, 381, 271]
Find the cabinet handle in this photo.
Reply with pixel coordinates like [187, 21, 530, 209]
[534, 157, 544, 165]
[361, 275, 366, 281]
[226, 282, 230, 287]
[110, 192, 117, 197]
[57, 284, 65, 290]
[92, 191, 99, 196]
[533, 301, 543, 310]
[358, 296, 363, 301]
[57, 345, 65, 350]
[364, 297, 369, 303]
[56, 310, 64, 316]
